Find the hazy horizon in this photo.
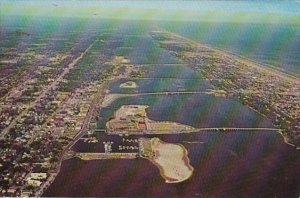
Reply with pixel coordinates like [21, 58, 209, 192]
[1, 1, 300, 24]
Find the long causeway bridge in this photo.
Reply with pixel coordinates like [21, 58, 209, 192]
[103, 127, 280, 134]
[102, 91, 221, 107]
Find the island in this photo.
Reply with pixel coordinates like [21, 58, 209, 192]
[120, 81, 138, 88]
[139, 137, 194, 183]
[106, 105, 196, 134]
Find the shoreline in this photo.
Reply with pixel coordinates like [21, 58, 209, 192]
[155, 27, 300, 82]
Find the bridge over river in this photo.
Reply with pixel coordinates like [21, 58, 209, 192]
[101, 91, 224, 107]
[102, 127, 280, 134]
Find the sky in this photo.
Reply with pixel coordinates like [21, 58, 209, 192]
[1, 1, 300, 23]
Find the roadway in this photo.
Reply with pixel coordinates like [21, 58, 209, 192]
[32, 40, 101, 197]
[101, 91, 216, 107]
[34, 84, 104, 197]
[106, 127, 280, 135]
[118, 77, 205, 80]
[120, 91, 213, 96]
[0, 38, 99, 140]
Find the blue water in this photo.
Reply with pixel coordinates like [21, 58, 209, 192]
[99, 94, 273, 129]
[46, 131, 300, 197]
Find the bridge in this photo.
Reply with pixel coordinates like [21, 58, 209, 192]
[102, 91, 215, 107]
[196, 127, 280, 132]
[117, 76, 207, 80]
[104, 127, 280, 135]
